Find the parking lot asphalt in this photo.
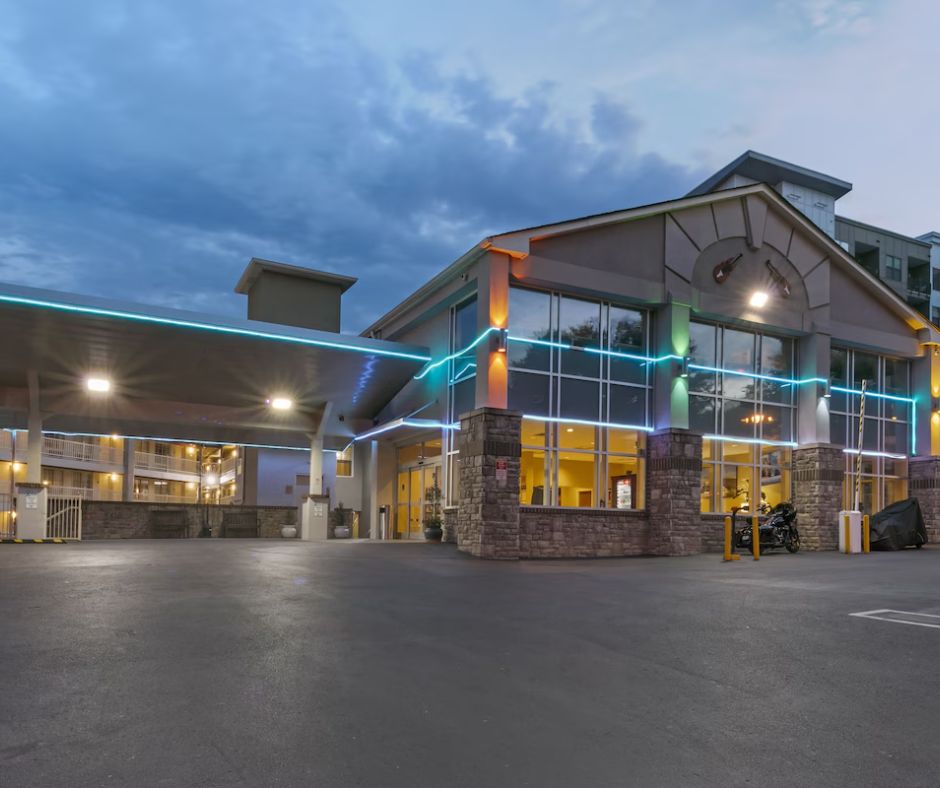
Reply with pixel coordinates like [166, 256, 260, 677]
[2, 540, 939, 788]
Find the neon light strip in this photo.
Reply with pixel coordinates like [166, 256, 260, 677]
[703, 434, 798, 448]
[449, 362, 478, 385]
[521, 414, 653, 432]
[413, 328, 498, 380]
[830, 386, 914, 404]
[507, 335, 681, 363]
[688, 364, 825, 386]
[0, 293, 430, 362]
[37, 430, 310, 452]
[842, 448, 907, 460]
[353, 418, 457, 442]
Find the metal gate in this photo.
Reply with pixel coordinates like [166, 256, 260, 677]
[46, 496, 82, 540]
[0, 493, 12, 539]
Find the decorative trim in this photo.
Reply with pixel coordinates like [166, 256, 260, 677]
[648, 456, 701, 473]
[793, 468, 843, 483]
[460, 439, 521, 457]
[911, 478, 940, 491]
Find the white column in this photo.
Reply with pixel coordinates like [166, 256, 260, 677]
[122, 439, 137, 502]
[25, 370, 42, 484]
[308, 434, 324, 496]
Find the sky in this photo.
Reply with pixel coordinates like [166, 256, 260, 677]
[0, 0, 937, 331]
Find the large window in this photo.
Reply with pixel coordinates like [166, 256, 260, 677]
[830, 347, 911, 513]
[885, 254, 902, 282]
[335, 446, 353, 478]
[445, 296, 478, 505]
[690, 321, 795, 513]
[509, 287, 649, 508]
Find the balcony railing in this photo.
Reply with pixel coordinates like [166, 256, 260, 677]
[46, 485, 122, 501]
[134, 491, 198, 504]
[908, 282, 930, 301]
[134, 451, 199, 475]
[220, 456, 238, 478]
[43, 436, 123, 465]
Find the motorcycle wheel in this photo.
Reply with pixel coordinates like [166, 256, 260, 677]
[785, 530, 801, 553]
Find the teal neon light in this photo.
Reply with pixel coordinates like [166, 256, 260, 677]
[830, 385, 915, 404]
[41, 430, 310, 452]
[353, 418, 458, 442]
[521, 414, 653, 432]
[0, 293, 430, 363]
[688, 364, 825, 387]
[507, 335, 681, 364]
[703, 434, 798, 448]
[413, 327, 498, 380]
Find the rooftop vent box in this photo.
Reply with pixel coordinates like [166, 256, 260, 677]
[235, 258, 357, 333]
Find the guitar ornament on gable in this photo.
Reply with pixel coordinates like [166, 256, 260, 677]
[712, 253, 743, 284]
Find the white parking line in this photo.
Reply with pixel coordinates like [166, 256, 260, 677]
[850, 609, 940, 629]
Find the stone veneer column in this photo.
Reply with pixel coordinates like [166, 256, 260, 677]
[441, 506, 458, 544]
[791, 444, 843, 550]
[456, 407, 521, 560]
[646, 429, 703, 556]
[909, 457, 940, 544]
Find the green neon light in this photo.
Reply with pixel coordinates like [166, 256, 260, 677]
[0, 293, 430, 363]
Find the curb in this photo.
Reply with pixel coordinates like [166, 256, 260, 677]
[0, 538, 67, 544]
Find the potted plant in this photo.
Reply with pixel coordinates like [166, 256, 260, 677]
[330, 503, 352, 539]
[423, 514, 443, 542]
[423, 484, 443, 542]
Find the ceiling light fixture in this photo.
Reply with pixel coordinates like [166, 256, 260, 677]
[749, 291, 769, 309]
[269, 397, 293, 411]
[86, 376, 111, 393]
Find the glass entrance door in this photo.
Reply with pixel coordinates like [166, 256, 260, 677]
[395, 463, 442, 540]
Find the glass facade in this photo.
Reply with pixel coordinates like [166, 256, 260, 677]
[509, 287, 648, 508]
[445, 296, 478, 505]
[830, 347, 910, 513]
[690, 321, 795, 513]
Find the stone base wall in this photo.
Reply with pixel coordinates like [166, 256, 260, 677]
[700, 515, 727, 553]
[81, 501, 298, 540]
[442, 506, 458, 544]
[519, 507, 649, 558]
[792, 444, 844, 550]
[910, 458, 940, 543]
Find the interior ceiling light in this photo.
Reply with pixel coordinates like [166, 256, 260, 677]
[749, 291, 769, 308]
[268, 397, 293, 411]
[86, 376, 111, 393]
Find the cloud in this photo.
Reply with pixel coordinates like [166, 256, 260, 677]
[0, 0, 704, 331]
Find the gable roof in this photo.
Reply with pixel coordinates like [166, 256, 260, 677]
[365, 182, 939, 343]
[686, 149, 852, 200]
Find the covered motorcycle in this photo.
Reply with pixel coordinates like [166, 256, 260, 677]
[869, 498, 927, 550]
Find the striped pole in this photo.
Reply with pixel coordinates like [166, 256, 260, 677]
[854, 379, 867, 512]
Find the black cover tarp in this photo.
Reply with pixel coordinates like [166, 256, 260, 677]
[869, 498, 928, 550]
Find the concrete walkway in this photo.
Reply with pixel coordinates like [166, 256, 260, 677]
[2, 541, 939, 787]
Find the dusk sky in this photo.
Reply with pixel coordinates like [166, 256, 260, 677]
[1, 0, 937, 331]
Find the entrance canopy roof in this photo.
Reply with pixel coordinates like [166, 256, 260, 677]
[0, 282, 429, 450]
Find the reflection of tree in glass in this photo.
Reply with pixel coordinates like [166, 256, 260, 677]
[561, 318, 599, 347]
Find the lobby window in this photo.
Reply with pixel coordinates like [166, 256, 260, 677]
[509, 286, 649, 508]
[885, 254, 902, 282]
[335, 446, 353, 478]
[690, 321, 795, 513]
[829, 347, 910, 513]
[445, 296, 478, 505]
[932, 268, 940, 292]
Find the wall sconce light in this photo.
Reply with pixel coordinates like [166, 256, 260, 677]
[932, 396, 940, 414]
[491, 327, 509, 354]
[823, 380, 832, 399]
[678, 356, 690, 378]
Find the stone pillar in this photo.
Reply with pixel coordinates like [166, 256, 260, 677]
[456, 407, 520, 560]
[909, 457, 940, 544]
[442, 506, 458, 544]
[792, 444, 844, 550]
[646, 429, 703, 555]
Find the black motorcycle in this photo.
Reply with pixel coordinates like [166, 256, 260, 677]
[733, 501, 800, 554]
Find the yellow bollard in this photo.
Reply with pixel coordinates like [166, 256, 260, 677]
[843, 513, 851, 554]
[723, 516, 740, 561]
[752, 512, 760, 561]
[863, 514, 870, 553]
